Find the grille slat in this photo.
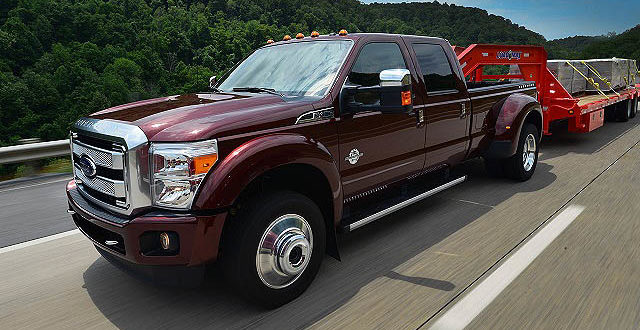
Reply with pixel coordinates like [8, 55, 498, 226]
[72, 141, 123, 169]
[74, 165, 125, 197]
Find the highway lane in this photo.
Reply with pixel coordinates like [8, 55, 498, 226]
[0, 175, 73, 248]
[0, 118, 639, 329]
[462, 139, 640, 330]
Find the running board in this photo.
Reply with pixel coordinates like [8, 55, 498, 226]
[343, 175, 466, 232]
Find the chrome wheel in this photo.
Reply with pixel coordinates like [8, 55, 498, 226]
[522, 133, 536, 172]
[256, 214, 313, 289]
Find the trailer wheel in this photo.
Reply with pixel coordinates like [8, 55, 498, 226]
[222, 190, 326, 308]
[631, 98, 638, 119]
[505, 123, 539, 181]
[616, 100, 631, 122]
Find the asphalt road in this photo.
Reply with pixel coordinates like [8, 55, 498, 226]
[1, 117, 639, 329]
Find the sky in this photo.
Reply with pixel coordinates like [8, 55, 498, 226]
[361, 0, 640, 40]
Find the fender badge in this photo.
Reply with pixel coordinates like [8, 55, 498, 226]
[345, 149, 364, 165]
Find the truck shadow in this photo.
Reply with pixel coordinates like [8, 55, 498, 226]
[540, 117, 639, 161]
[82, 159, 558, 329]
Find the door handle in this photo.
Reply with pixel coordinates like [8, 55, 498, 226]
[460, 103, 467, 118]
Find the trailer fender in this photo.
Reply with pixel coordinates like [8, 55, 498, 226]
[484, 93, 541, 159]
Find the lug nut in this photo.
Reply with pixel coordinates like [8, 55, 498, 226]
[160, 232, 170, 250]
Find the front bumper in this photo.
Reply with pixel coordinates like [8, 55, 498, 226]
[66, 180, 227, 267]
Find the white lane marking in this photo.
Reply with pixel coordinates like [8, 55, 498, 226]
[0, 229, 80, 254]
[0, 176, 72, 193]
[429, 205, 585, 330]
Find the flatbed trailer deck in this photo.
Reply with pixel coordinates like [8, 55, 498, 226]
[456, 44, 640, 135]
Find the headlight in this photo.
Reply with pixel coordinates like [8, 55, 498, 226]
[149, 140, 218, 209]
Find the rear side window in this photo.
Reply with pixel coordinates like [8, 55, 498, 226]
[347, 42, 407, 87]
[412, 43, 457, 93]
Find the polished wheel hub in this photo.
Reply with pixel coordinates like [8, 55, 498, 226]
[256, 214, 313, 289]
[522, 133, 536, 171]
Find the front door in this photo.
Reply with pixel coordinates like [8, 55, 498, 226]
[337, 41, 426, 197]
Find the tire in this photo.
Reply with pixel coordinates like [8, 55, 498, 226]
[631, 98, 638, 119]
[222, 190, 326, 308]
[504, 123, 539, 181]
[616, 100, 631, 122]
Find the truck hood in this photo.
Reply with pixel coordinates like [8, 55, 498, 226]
[89, 93, 314, 142]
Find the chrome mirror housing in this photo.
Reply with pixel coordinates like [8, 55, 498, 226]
[209, 75, 217, 89]
[379, 69, 411, 87]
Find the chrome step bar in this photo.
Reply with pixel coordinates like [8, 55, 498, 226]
[347, 175, 467, 231]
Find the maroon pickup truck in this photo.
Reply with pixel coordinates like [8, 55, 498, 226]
[66, 32, 542, 307]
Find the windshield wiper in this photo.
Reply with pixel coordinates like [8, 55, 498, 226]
[232, 87, 284, 98]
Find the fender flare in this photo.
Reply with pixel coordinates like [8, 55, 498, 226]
[194, 133, 343, 219]
[483, 93, 542, 159]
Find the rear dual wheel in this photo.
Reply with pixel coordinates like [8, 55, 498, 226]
[484, 123, 539, 181]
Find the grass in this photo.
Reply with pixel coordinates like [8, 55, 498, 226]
[0, 157, 72, 182]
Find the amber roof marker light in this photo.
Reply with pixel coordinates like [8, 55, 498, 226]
[296, 33, 304, 39]
[266, 39, 274, 44]
[311, 31, 320, 38]
[283, 35, 291, 41]
[338, 29, 348, 36]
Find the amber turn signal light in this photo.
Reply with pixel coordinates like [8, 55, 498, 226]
[283, 35, 291, 41]
[193, 154, 218, 175]
[296, 33, 304, 39]
[401, 91, 412, 106]
[338, 29, 348, 36]
[311, 31, 320, 37]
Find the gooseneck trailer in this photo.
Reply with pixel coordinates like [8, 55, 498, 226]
[456, 44, 640, 134]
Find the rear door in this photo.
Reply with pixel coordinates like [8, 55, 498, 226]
[409, 42, 471, 167]
[337, 40, 426, 197]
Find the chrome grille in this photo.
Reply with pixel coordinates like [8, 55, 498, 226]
[72, 135, 127, 208]
[71, 117, 151, 217]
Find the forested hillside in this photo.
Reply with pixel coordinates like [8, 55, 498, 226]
[0, 0, 545, 145]
[546, 35, 609, 60]
[581, 26, 640, 63]
[0, 0, 634, 147]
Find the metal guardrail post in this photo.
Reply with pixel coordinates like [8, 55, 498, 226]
[0, 139, 70, 165]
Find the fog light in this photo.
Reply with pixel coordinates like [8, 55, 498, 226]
[160, 232, 170, 250]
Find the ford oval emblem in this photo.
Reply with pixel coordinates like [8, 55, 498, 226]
[78, 154, 97, 179]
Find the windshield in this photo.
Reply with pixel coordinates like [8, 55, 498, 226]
[218, 40, 353, 98]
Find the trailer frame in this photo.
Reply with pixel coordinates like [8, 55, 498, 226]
[456, 44, 640, 135]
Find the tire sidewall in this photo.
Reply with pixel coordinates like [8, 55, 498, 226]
[224, 191, 326, 308]
[512, 124, 539, 181]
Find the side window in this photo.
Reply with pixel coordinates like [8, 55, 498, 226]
[348, 42, 407, 87]
[347, 42, 407, 105]
[412, 43, 457, 93]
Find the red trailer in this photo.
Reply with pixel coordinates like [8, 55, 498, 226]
[456, 44, 640, 135]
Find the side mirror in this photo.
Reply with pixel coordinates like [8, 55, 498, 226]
[209, 76, 217, 89]
[341, 69, 413, 114]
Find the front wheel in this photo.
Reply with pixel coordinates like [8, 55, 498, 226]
[504, 123, 539, 181]
[222, 191, 326, 308]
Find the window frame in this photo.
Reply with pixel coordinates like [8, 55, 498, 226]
[411, 42, 460, 96]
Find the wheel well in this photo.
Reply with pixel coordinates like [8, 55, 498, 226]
[524, 107, 543, 138]
[221, 163, 336, 256]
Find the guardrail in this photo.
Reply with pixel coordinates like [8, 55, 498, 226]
[0, 140, 70, 165]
